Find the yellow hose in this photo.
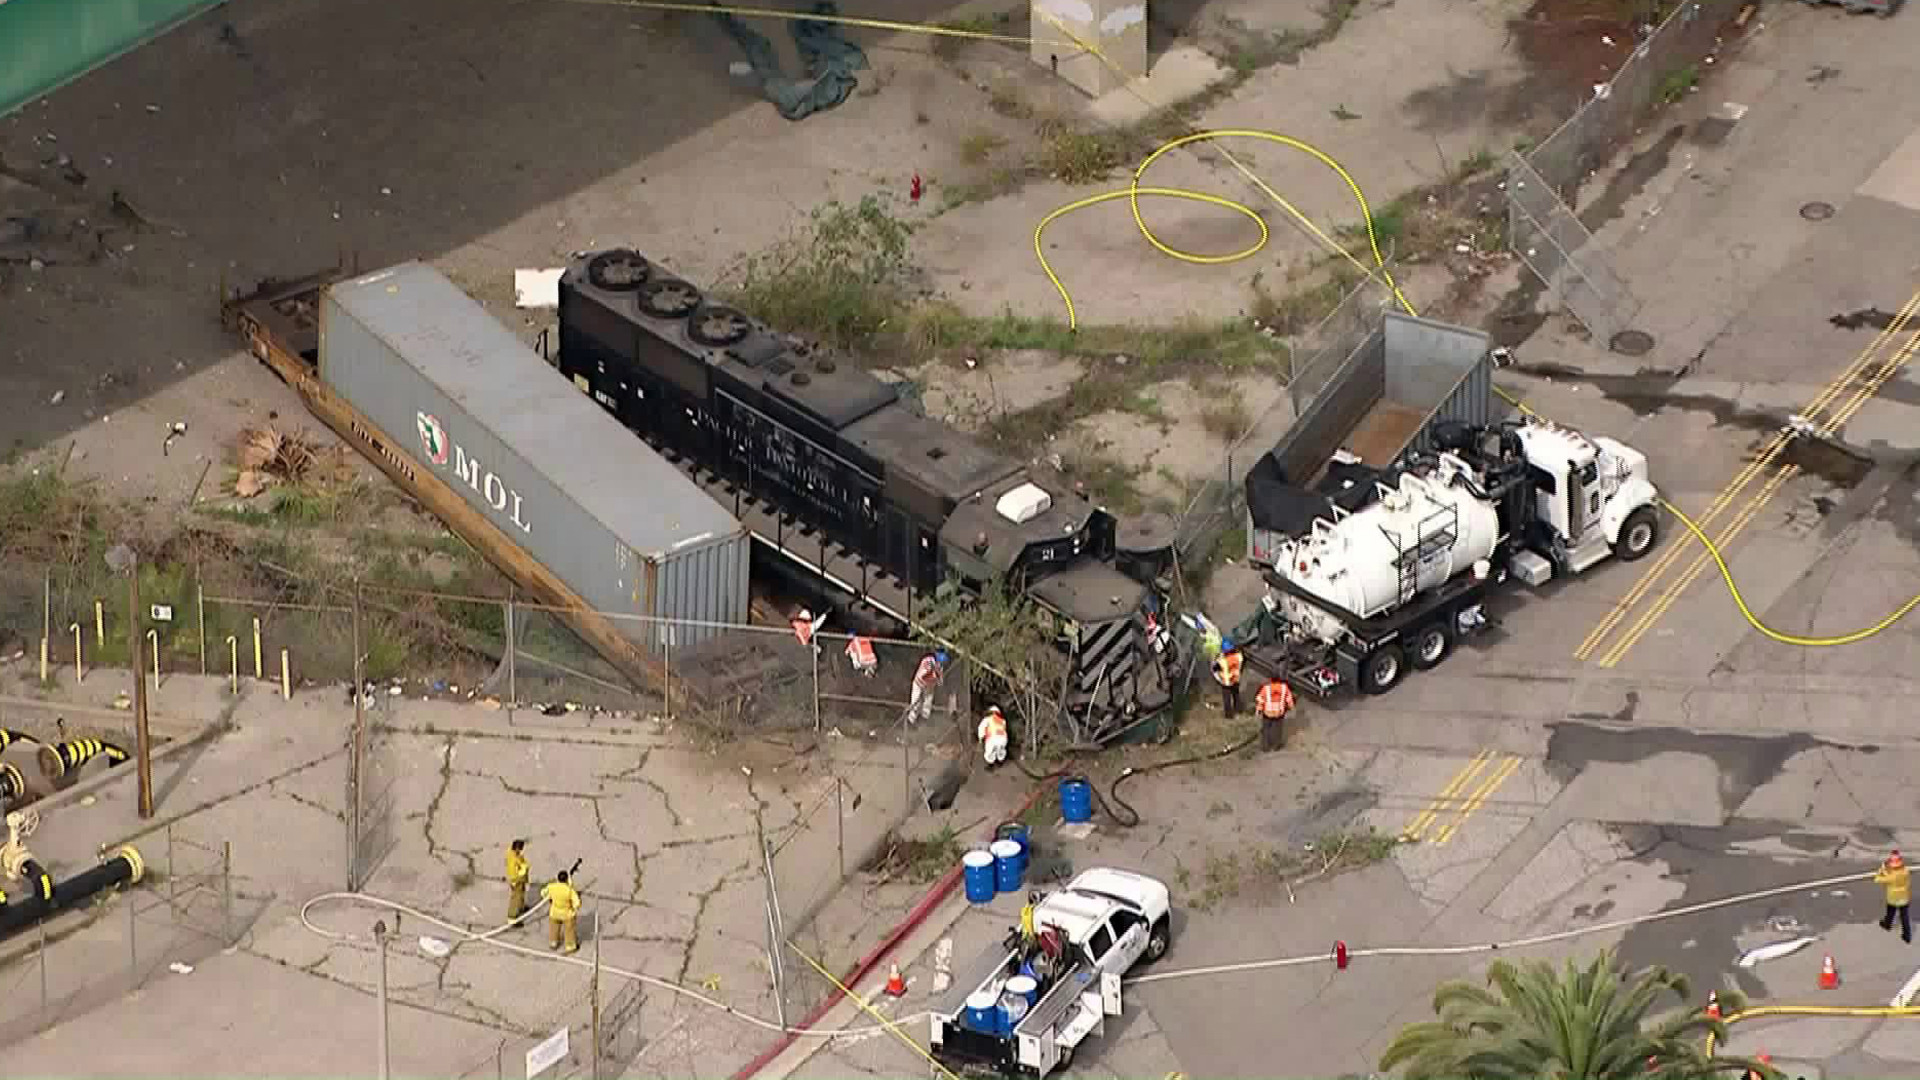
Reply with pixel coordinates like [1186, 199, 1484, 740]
[585, 0, 1917, 652]
[1707, 1004, 1920, 1057]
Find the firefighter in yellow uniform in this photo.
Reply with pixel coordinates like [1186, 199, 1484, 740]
[506, 839, 531, 923]
[1878, 849, 1912, 944]
[543, 869, 581, 953]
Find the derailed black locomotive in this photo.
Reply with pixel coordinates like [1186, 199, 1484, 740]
[554, 248, 1181, 739]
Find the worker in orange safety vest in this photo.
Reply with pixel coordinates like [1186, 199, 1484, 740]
[1254, 676, 1294, 751]
[1879, 849, 1912, 944]
[908, 650, 946, 724]
[791, 608, 827, 652]
[845, 635, 878, 677]
[1212, 638, 1244, 717]
[977, 705, 1009, 767]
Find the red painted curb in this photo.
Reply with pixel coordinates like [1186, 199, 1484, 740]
[731, 777, 1058, 1080]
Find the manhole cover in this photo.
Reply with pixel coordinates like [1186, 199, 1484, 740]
[1801, 201, 1835, 221]
[1610, 329, 1656, 356]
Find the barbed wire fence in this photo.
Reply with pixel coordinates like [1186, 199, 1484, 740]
[1506, 0, 1750, 344]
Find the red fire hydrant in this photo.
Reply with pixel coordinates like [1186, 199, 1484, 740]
[1334, 940, 1349, 970]
[909, 174, 923, 204]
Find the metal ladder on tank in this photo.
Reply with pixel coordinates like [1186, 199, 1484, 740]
[1385, 501, 1461, 607]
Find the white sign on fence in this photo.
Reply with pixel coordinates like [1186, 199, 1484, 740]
[525, 1026, 570, 1079]
[150, 604, 174, 622]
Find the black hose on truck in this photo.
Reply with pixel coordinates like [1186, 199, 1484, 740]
[0, 847, 145, 940]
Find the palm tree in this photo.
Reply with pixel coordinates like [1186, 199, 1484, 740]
[1380, 950, 1775, 1080]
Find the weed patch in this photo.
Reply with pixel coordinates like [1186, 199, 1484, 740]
[865, 826, 963, 883]
[1186, 827, 1398, 909]
[724, 196, 916, 351]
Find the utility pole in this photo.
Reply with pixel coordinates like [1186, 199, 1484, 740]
[128, 551, 153, 819]
[374, 919, 391, 1080]
[591, 914, 603, 1080]
[349, 581, 365, 891]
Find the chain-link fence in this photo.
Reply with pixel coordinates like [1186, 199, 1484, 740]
[0, 823, 244, 1044]
[1170, 269, 1398, 571]
[759, 633, 970, 1025]
[1507, 0, 1747, 340]
[451, 912, 645, 1080]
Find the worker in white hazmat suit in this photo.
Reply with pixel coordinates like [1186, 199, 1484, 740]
[977, 705, 1009, 767]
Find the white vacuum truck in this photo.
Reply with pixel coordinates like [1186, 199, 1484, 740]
[1236, 418, 1661, 696]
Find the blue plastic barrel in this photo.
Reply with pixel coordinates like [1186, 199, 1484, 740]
[991, 839, 1024, 893]
[995, 821, 1030, 872]
[1060, 776, 1094, 824]
[964, 989, 999, 1033]
[962, 849, 996, 903]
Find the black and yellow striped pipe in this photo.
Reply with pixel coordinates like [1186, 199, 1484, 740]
[0, 845, 143, 940]
[0, 762, 23, 804]
[36, 737, 130, 781]
[0, 728, 35, 752]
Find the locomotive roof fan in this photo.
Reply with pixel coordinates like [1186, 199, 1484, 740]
[638, 277, 702, 319]
[586, 249, 651, 291]
[688, 304, 752, 348]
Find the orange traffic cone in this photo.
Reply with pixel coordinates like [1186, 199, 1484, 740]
[884, 962, 906, 997]
[1706, 990, 1722, 1019]
[1820, 953, 1840, 990]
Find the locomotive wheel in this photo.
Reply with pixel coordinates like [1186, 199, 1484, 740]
[1409, 622, 1452, 671]
[1615, 506, 1659, 561]
[1360, 643, 1407, 695]
[637, 279, 701, 319]
[586, 249, 650, 291]
[688, 305, 752, 347]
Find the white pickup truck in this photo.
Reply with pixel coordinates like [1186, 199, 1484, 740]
[931, 868, 1173, 1076]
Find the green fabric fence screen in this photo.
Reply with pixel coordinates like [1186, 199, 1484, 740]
[0, 0, 221, 118]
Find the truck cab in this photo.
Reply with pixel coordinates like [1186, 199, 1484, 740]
[1030, 867, 1173, 974]
[1511, 422, 1661, 580]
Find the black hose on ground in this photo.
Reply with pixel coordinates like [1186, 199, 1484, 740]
[1012, 727, 1261, 829]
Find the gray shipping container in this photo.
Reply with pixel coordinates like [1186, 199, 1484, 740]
[320, 262, 750, 651]
[1248, 312, 1497, 566]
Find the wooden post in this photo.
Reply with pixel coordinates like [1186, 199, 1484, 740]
[252, 618, 262, 679]
[280, 649, 291, 700]
[130, 554, 153, 819]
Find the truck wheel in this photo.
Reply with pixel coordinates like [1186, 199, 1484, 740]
[1615, 506, 1659, 561]
[1360, 643, 1406, 695]
[1145, 919, 1170, 962]
[1409, 623, 1452, 671]
[1057, 1044, 1075, 1072]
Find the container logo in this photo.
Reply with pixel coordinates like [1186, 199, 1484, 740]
[417, 412, 450, 466]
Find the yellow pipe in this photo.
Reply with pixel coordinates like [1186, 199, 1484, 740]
[252, 618, 262, 679]
[69, 622, 82, 683]
[94, 599, 104, 647]
[38, 635, 47, 683]
[148, 628, 161, 692]
[281, 649, 291, 701]
[1707, 1004, 1920, 1057]
[227, 635, 238, 695]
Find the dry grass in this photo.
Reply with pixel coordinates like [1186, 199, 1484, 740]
[1198, 399, 1256, 442]
[959, 130, 1007, 165]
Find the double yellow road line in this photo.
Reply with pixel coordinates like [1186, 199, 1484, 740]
[1400, 750, 1524, 846]
[1576, 288, 1920, 668]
